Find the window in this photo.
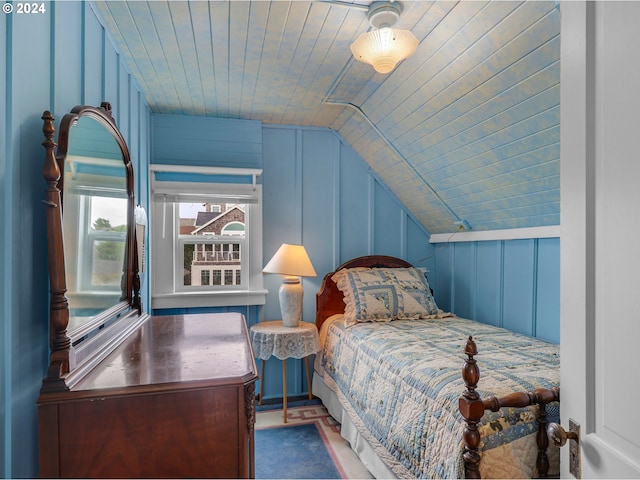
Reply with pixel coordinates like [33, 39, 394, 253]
[150, 165, 266, 309]
[221, 222, 245, 236]
[184, 209, 244, 289]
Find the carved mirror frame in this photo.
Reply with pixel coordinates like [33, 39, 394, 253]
[41, 103, 141, 391]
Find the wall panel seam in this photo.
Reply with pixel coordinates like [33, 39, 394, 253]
[400, 211, 407, 259]
[368, 176, 374, 254]
[101, 26, 106, 101]
[295, 128, 303, 242]
[333, 135, 340, 267]
[471, 242, 478, 318]
[450, 244, 455, 313]
[532, 239, 539, 337]
[499, 241, 505, 328]
[81, 1, 86, 104]
[49, 2, 55, 112]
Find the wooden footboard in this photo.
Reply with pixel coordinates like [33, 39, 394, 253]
[459, 336, 560, 479]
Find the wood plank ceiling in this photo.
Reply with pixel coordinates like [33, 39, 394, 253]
[95, 0, 560, 234]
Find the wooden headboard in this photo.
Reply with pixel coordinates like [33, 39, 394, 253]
[315, 255, 412, 331]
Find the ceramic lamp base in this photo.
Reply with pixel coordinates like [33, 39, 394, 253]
[279, 277, 303, 327]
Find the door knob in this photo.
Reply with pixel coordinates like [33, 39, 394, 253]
[547, 419, 581, 478]
[547, 422, 579, 447]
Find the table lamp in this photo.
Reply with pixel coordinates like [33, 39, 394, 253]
[263, 243, 316, 327]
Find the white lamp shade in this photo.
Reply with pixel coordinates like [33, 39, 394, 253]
[350, 27, 419, 74]
[263, 243, 316, 278]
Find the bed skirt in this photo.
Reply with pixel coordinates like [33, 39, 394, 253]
[312, 372, 394, 479]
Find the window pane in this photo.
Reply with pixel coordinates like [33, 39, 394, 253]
[91, 197, 127, 233]
[91, 239, 125, 286]
[178, 202, 245, 239]
[179, 202, 245, 289]
[88, 196, 127, 289]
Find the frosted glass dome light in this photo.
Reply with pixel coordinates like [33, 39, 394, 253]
[350, 27, 418, 74]
[350, 1, 419, 74]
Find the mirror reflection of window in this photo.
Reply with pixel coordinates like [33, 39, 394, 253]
[89, 196, 127, 288]
[62, 150, 128, 325]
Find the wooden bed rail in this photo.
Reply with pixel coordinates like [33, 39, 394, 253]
[459, 336, 560, 479]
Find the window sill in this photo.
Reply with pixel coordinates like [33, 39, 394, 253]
[151, 289, 268, 309]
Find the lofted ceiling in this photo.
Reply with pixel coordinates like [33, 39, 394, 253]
[94, 0, 560, 234]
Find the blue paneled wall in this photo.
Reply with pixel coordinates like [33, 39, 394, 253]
[433, 237, 560, 344]
[262, 126, 436, 400]
[151, 116, 435, 401]
[1, 3, 150, 476]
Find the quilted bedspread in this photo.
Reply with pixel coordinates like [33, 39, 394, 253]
[318, 316, 560, 479]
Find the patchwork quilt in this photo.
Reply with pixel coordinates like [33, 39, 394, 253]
[317, 316, 560, 479]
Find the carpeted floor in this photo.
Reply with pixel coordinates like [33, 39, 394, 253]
[255, 403, 373, 479]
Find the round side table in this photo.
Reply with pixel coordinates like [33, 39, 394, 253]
[249, 320, 320, 423]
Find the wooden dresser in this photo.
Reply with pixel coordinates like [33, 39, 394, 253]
[37, 312, 258, 478]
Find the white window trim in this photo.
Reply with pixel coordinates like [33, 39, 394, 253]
[149, 166, 267, 309]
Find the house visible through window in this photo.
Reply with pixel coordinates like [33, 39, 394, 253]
[181, 202, 245, 288]
[149, 165, 266, 309]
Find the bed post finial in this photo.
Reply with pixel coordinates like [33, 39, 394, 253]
[459, 335, 483, 479]
[462, 336, 479, 397]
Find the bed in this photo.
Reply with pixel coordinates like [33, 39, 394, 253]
[311, 255, 560, 479]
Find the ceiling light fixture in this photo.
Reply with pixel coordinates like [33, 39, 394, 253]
[350, 1, 418, 74]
